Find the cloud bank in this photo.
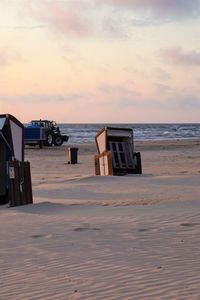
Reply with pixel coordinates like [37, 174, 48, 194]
[0, 48, 22, 67]
[21, 0, 200, 39]
[0, 49, 10, 66]
[102, 0, 200, 20]
[161, 47, 200, 66]
[24, 0, 93, 37]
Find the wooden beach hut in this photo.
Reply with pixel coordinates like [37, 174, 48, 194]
[0, 114, 32, 206]
[95, 127, 142, 176]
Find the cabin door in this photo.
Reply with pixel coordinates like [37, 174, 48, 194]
[0, 140, 7, 197]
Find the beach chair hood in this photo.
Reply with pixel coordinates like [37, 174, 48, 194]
[0, 114, 24, 161]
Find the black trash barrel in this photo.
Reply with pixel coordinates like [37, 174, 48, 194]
[68, 147, 78, 164]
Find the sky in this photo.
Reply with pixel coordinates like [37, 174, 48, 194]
[0, 0, 200, 123]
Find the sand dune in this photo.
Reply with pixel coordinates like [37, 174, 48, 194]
[1, 139, 200, 299]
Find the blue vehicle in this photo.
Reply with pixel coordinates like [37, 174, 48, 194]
[24, 120, 69, 148]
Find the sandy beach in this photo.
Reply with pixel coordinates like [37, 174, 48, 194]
[1, 139, 200, 300]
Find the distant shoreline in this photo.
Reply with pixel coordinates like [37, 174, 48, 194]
[64, 137, 200, 146]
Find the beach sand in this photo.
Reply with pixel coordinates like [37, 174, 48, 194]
[1, 139, 200, 299]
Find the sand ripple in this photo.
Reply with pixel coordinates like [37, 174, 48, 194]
[1, 201, 200, 299]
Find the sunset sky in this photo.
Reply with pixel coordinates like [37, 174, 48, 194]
[0, 0, 200, 123]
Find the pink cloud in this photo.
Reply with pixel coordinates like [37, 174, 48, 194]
[0, 49, 23, 67]
[0, 49, 10, 66]
[27, 1, 92, 37]
[161, 47, 200, 66]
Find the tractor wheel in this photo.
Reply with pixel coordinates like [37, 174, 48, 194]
[45, 133, 53, 146]
[54, 135, 63, 146]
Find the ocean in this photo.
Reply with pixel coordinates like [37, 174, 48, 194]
[59, 123, 200, 144]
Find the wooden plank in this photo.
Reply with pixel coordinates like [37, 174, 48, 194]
[106, 151, 113, 175]
[94, 151, 113, 176]
[94, 154, 100, 175]
[117, 142, 127, 168]
[108, 142, 120, 168]
[124, 141, 135, 168]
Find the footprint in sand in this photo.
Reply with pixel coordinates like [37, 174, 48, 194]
[180, 223, 200, 227]
[137, 228, 149, 232]
[74, 227, 101, 232]
[68, 290, 81, 300]
[31, 234, 53, 239]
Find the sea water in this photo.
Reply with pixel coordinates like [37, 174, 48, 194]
[59, 123, 200, 144]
